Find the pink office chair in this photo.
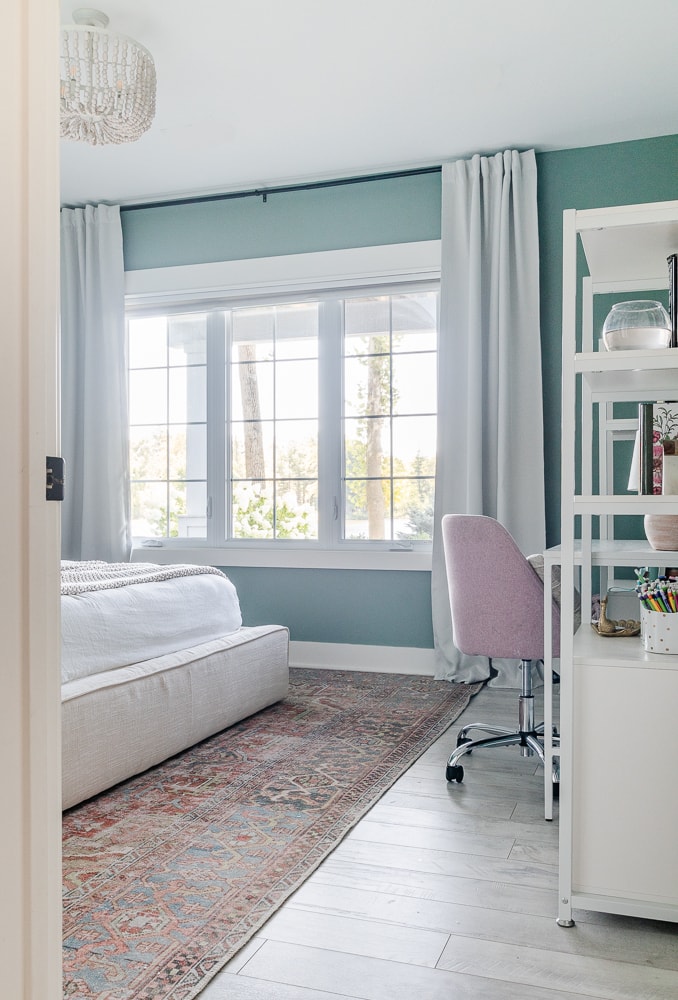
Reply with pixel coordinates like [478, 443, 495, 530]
[442, 514, 560, 785]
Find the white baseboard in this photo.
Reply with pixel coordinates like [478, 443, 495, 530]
[289, 640, 436, 676]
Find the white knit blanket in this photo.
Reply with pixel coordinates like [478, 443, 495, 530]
[60, 560, 226, 596]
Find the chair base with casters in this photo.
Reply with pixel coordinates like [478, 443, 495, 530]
[445, 658, 560, 791]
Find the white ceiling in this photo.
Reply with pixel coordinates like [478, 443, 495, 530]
[60, 0, 678, 207]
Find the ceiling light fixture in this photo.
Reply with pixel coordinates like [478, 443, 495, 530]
[60, 8, 156, 146]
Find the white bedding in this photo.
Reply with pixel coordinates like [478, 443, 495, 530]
[61, 561, 242, 683]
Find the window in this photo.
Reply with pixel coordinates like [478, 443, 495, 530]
[126, 250, 439, 557]
[128, 313, 208, 540]
[343, 292, 437, 542]
[230, 302, 320, 540]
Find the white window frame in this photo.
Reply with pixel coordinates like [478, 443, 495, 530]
[126, 241, 441, 571]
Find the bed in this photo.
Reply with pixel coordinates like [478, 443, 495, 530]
[60, 561, 289, 810]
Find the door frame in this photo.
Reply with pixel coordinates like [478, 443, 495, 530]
[0, 0, 62, 996]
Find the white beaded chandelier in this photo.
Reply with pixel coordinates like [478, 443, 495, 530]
[60, 8, 156, 146]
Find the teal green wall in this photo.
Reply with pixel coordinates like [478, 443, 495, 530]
[220, 567, 434, 646]
[536, 134, 678, 545]
[121, 172, 442, 270]
[122, 134, 678, 643]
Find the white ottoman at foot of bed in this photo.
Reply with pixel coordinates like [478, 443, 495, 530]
[61, 624, 289, 810]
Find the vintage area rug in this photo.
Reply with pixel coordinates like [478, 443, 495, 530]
[63, 668, 479, 1000]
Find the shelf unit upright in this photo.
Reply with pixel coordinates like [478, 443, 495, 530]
[557, 200, 678, 928]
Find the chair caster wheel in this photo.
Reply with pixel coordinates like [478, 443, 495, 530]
[446, 764, 464, 783]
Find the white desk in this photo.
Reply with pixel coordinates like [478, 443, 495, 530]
[542, 539, 676, 820]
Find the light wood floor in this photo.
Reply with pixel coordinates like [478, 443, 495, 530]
[201, 682, 678, 1000]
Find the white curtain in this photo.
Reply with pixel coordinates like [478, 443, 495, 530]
[432, 149, 546, 684]
[60, 204, 131, 562]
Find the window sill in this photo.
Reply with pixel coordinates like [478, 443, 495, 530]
[130, 544, 432, 572]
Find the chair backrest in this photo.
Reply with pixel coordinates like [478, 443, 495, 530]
[441, 514, 560, 660]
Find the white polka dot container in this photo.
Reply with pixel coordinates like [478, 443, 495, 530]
[641, 605, 678, 654]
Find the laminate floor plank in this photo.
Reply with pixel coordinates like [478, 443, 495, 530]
[257, 906, 449, 967]
[331, 839, 559, 890]
[199, 967, 355, 1000]
[395, 770, 545, 801]
[381, 788, 519, 818]
[346, 818, 517, 859]
[403, 761, 543, 788]
[289, 882, 678, 971]
[237, 940, 589, 1000]
[508, 838, 559, 866]
[366, 802, 560, 842]
[437, 935, 678, 999]
[313, 859, 565, 918]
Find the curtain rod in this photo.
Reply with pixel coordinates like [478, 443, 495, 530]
[119, 165, 442, 213]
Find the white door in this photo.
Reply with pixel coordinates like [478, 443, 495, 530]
[0, 0, 62, 997]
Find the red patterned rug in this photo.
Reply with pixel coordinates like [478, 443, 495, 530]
[62, 668, 478, 999]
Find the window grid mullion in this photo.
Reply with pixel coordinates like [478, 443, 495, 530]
[206, 310, 226, 545]
[165, 318, 172, 537]
[272, 311, 278, 539]
[389, 296, 395, 539]
[318, 299, 342, 548]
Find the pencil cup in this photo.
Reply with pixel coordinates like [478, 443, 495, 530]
[641, 605, 678, 653]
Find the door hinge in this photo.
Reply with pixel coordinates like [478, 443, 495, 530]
[46, 456, 64, 501]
